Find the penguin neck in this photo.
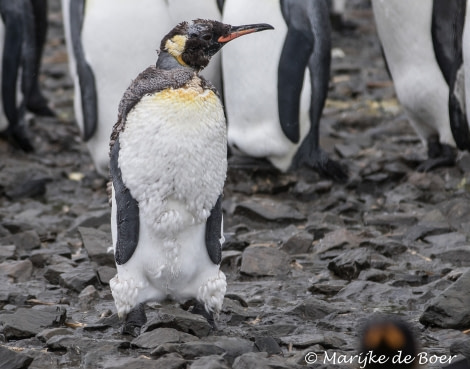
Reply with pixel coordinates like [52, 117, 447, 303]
[156, 51, 197, 72]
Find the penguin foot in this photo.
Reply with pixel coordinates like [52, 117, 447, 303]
[26, 91, 56, 117]
[294, 148, 348, 183]
[0, 124, 34, 152]
[191, 302, 217, 330]
[417, 139, 457, 172]
[121, 303, 147, 337]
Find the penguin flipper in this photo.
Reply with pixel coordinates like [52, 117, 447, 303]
[431, 0, 470, 151]
[69, 0, 98, 142]
[277, 21, 313, 143]
[110, 139, 140, 266]
[216, 0, 224, 13]
[205, 195, 223, 265]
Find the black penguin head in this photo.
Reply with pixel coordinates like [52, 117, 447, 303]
[159, 19, 273, 70]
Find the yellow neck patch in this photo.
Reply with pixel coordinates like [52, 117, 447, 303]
[165, 35, 188, 67]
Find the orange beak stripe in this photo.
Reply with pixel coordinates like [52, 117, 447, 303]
[218, 28, 257, 43]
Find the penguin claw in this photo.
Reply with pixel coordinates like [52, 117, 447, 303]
[191, 302, 217, 330]
[417, 142, 457, 172]
[121, 303, 147, 337]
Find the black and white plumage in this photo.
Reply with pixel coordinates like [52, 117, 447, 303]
[109, 19, 273, 335]
[222, 0, 347, 182]
[372, 0, 470, 171]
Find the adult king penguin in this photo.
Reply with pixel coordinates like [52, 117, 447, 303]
[221, 0, 347, 182]
[372, 0, 469, 171]
[0, 0, 53, 151]
[62, 0, 223, 177]
[109, 19, 273, 336]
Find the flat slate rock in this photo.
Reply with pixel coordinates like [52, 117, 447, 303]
[327, 247, 371, 280]
[0, 346, 33, 369]
[233, 352, 292, 369]
[59, 264, 98, 292]
[240, 245, 290, 277]
[0, 307, 67, 340]
[420, 268, 470, 329]
[0, 259, 33, 282]
[131, 327, 199, 349]
[190, 355, 230, 369]
[235, 198, 306, 222]
[79, 227, 114, 267]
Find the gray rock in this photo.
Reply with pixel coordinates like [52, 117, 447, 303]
[424, 232, 467, 247]
[0, 346, 33, 369]
[0, 230, 41, 254]
[0, 245, 16, 262]
[37, 327, 74, 342]
[151, 341, 225, 359]
[287, 297, 338, 320]
[235, 198, 306, 222]
[0, 259, 33, 282]
[79, 227, 114, 267]
[315, 228, 359, 254]
[327, 248, 371, 280]
[67, 209, 111, 234]
[190, 355, 229, 369]
[59, 264, 97, 292]
[131, 328, 199, 349]
[78, 285, 100, 311]
[30, 246, 72, 267]
[144, 306, 212, 338]
[420, 268, 470, 328]
[43, 263, 75, 285]
[254, 336, 283, 356]
[101, 354, 187, 369]
[240, 245, 290, 277]
[363, 212, 417, 227]
[97, 265, 116, 284]
[0, 307, 67, 339]
[233, 352, 291, 369]
[203, 336, 255, 364]
[308, 280, 348, 296]
[280, 231, 313, 254]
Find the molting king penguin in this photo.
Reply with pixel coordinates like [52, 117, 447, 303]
[0, 0, 54, 151]
[62, 0, 223, 177]
[221, 0, 348, 182]
[372, 0, 470, 171]
[109, 19, 273, 336]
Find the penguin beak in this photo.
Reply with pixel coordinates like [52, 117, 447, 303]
[218, 23, 274, 43]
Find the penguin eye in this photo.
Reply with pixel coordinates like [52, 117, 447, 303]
[201, 34, 212, 41]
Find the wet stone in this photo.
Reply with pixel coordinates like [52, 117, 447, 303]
[43, 262, 75, 285]
[37, 327, 74, 342]
[232, 352, 291, 369]
[287, 297, 338, 321]
[0, 307, 67, 340]
[79, 227, 114, 267]
[363, 212, 418, 228]
[151, 341, 225, 359]
[420, 268, 470, 329]
[131, 327, 199, 349]
[315, 228, 359, 254]
[0, 230, 41, 254]
[327, 248, 371, 280]
[97, 265, 116, 284]
[78, 285, 100, 311]
[30, 246, 72, 267]
[308, 279, 348, 296]
[0, 346, 33, 369]
[240, 245, 290, 277]
[203, 336, 255, 364]
[254, 336, 283, 356]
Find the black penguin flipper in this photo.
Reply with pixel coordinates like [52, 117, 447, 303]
[69, 0, 98, 142]
[24, 0, 54, 117]
[431, 0, 470, 151]
[277, 0, 314, 143]
[110, 139, 140, 265]
[205, 195, 223, 265]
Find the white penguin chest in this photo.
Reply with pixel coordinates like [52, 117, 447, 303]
[118, 85, 227, 231]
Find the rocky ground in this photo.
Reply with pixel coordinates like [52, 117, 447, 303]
[1, 1, 470, 368]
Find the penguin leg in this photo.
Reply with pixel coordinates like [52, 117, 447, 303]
[416, 135, 457, 172]
[121, 303, 147, 337]
[190, 301, 216, 330]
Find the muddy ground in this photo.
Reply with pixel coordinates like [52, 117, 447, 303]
[0, 1, 469, 368]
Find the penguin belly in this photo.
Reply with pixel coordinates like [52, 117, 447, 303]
[110, 87, 227, 317]
[222, 0, 311, 172]
[464, 5, 470, 127]
[67, 0, 170, 176]
[372, 0, 455, 147]
[167, 0, 223, 93]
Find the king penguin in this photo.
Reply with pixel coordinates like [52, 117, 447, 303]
[221, 0, 347, 182]
[109, 19, 273, 336]
[0, 0, 53, 151]
[372, 0, 469, 171]
[62, 0, 224, 177]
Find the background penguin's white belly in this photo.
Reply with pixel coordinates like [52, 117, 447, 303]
[79, 0, 171, 175]
[372, 0, 454, 146]
[222, 0, 311, 171]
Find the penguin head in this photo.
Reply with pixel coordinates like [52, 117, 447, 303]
[159, 19, 273, 70]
